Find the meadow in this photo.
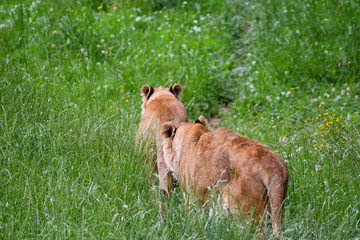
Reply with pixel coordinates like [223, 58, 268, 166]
[0, 0, 359, 239]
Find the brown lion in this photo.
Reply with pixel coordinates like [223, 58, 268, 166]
[137, 84, 190, 196]
[160, 116, 289, 236]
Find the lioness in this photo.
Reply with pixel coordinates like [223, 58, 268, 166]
[160, 116, 289, 236]
[137, 84, 190, 196]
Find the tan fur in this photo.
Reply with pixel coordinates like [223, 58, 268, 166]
[161, 117, 289, 236]
[137, 84, 190, 196]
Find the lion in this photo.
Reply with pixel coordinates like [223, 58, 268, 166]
[137, 84, 190, 196]
[160, 116, 289, 236]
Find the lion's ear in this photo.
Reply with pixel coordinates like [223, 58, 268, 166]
[169, 84, 183, 98]
[140, 85, 154, 99]
[195, 115, 208, 127]
[161, 122, 176, 139]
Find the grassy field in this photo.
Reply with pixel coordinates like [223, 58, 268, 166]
[1, 0, 359, 239]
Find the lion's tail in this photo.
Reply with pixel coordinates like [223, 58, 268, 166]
[266, 169, 289, 238]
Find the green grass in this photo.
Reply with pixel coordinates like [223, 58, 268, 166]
[1, 0, 359, 239]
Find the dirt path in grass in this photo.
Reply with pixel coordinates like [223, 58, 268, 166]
[208, 106, 230, 127]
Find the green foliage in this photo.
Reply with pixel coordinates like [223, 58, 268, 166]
[224, 0, 360, 238]
[1, 0, 359, 239]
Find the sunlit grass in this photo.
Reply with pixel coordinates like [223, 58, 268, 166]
[1, 0, 359, 239]
[222, 0, 360, 238]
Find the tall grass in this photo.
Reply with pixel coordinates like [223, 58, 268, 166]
[1, 0, 359, 239]
[224, 0, 360, 238]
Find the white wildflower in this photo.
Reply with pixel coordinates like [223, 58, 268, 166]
[334, 96, 341, 102]
[346, 114, 351, 121]
[193, 26, 201, 33]
[315, 165, 321, 172]
[296, 147, 303, 153]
